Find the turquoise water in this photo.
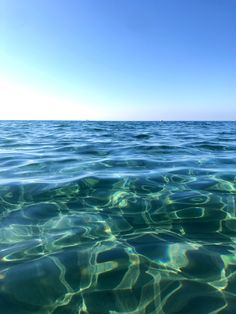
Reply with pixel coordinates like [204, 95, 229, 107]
[0, 121, 236, 314]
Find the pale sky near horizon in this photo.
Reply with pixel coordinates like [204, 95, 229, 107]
[0, 0, 235, 120]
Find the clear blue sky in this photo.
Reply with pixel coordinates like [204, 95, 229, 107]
[0, 0, 235, 120]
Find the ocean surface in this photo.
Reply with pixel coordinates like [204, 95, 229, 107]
[0, 120, 236, 314]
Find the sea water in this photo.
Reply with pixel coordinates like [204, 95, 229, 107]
[0, 121, 236, 313]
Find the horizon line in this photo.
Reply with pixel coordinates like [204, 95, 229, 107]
[0, 119, 235, 122]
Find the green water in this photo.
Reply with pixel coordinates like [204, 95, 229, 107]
[0, 121, 236, 313]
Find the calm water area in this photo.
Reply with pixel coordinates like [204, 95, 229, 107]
[0, 121, 236, 313]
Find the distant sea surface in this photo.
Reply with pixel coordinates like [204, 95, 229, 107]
[1, 121, 236, 314]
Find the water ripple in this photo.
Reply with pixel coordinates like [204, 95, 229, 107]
[0, 121, 236, 313]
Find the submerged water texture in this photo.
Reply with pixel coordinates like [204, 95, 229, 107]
[0, 121, 236, 314]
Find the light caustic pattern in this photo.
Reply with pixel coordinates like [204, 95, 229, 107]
[0, 121, 236, 314]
